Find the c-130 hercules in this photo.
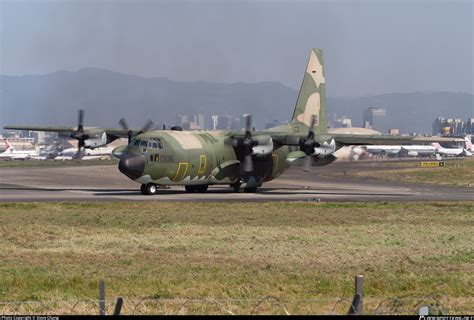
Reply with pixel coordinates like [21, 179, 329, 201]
[5, 49, 451, 195]
[112, 48, 449, 195]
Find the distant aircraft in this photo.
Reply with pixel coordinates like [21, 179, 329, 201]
[432, 142, 472, 157]
[464, 135, 473, 153]
[401, 145, 436, 157]
[0, 140, 38, 160]
[56, 146, 114, 160]
[332, 146, 368, 161]
[363, 145, 401, 157]
[4, 110, 133, 158]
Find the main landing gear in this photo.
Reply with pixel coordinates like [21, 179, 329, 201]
[230, 182, 258, 193]
[140, 183, 158, 195]
[185, 185, 209, 193]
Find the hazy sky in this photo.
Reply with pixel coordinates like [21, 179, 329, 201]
[1, 0, 472, 96]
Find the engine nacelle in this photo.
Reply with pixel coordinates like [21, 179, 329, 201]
[312, 139, 336, 156]
[252, 137, 273, 156]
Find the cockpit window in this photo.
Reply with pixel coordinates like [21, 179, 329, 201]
[140, 140, 148, 147]
[147, 137, 164, 149]
[133, 140, 140, 146]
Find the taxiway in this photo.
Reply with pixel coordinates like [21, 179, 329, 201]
[1, 162, 472, 202]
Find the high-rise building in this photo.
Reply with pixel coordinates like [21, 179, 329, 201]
[211, 115, 219, 130]
[363, 107, 388, 133]
[466, 118, 474, 134]
[175, 113, 206, 130]
[211, 115, 231, 130]
[332, 115, 352, 128]
[433, 117, 473, 135]
[175, 114, 188, 127]
[230, 117, 241, 130]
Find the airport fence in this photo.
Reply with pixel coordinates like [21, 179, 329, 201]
[1, 277, 472, 315]
[1, 296, 473, 315]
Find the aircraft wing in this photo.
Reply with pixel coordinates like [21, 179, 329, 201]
[3, 126, 130, 138]
[95, 128, 130, 138]
[331, 134, 465, 146]
[3, 126, 76, 133]
[228, 130, 464, 147]
[328, 134, 465, 146]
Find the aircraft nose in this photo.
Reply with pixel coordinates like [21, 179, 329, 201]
[119, 154, 145, 180]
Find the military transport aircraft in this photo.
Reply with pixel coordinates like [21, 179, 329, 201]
[109, 48, 462, 195]
[4, 48, 459, 195]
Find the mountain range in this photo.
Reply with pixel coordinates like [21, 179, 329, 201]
[1, 68, 472, 134]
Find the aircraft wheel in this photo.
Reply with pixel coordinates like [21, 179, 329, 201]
[196, 185, 208, 193]
[140, 184, 147, 195]
[185, 185, 197, 193]
[244, 187, 258, 193]
[145, 183, 158, 195]
[231, 182, 241, 192]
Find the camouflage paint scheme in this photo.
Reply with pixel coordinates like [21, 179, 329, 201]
[117, 48, 463, 189]
[120, 49, 329, 188]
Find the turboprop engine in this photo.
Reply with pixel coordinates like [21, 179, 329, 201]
[286, 139, 337, 167]
[250, 136, 273, 156]
[313, 139, 336, 156]
[311, 139, 337, 166]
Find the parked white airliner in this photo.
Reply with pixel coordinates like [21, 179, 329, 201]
[0, 140, 39, 160]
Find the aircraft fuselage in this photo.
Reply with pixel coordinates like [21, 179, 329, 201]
[118, 130, 290, 188]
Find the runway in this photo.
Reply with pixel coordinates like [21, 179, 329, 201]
[0, 162, 473, 202]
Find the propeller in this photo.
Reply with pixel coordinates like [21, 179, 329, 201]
[119, 118, 133, 144]
[70, 109, 89, 159]
[236, 115, 258, 172]
[119, 117, 155, 144]
[300, 115, 319, 172]
[225, 115, 258, 173]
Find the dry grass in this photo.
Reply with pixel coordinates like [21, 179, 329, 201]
[0, 202, 473, 314]
[325, 158, 474, 187]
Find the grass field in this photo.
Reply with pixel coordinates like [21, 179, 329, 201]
[322, 158, 474, 188]
[0, 201, 472, 314]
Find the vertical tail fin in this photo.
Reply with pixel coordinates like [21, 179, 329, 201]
[290, 48, 327, 134]
[4, 140, 13, 153]
[465, 135, 473, 150]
